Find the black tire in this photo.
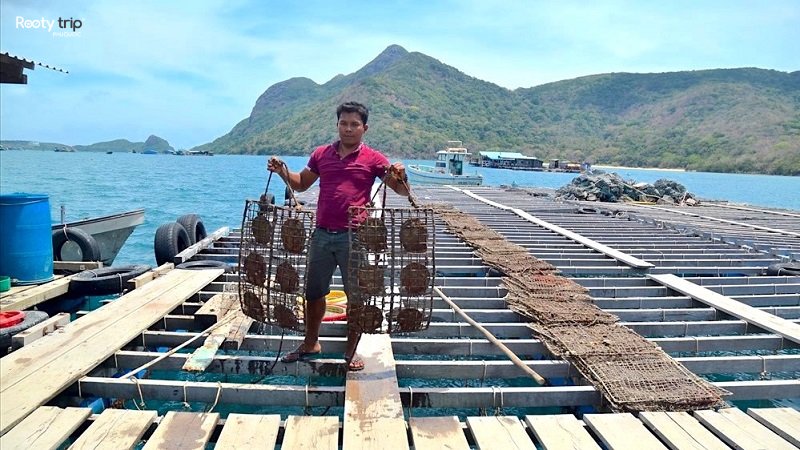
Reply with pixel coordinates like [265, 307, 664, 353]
[577, 207, 600, 214]
[154, 222, 191, 265]
[1, 310, 49, 354]
[69, 264, 151, 296]
[52, 228, 101, 262]
[766, 262, 800, 276]
[176, 214, 207, 245]
[176, 259, 232, 273]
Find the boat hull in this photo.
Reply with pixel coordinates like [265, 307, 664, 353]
[51, 209, 144, 266]
[407, 165, 483, 186]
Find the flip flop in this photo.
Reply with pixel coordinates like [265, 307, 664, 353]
[281, 346, 321, 363]
[347, 356, 364, 372]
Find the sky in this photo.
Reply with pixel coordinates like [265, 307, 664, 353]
[1, 0, 797, 150]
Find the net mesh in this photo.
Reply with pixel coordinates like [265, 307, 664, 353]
[422, 201, 728, 412]
[347, 206, 435, 334]
[238, 199, 315, 331]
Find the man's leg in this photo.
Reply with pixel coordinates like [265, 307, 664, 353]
[336, 232, 364, 370]
[302, 297, 327, 351]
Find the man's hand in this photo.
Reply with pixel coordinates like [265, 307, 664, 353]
[387, 162, 408, 184]
[267, 156, 287, 178]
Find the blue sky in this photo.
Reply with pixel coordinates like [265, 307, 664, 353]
[1, 0, 797, 149]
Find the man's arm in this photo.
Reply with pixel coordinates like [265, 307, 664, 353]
[268, 157, 319, 192]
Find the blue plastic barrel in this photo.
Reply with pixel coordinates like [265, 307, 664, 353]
[0, 193, 54, 285]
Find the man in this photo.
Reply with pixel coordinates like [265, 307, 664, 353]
[268, 101, 409, 371]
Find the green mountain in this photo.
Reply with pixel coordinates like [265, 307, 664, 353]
[193, 45, 799, 175]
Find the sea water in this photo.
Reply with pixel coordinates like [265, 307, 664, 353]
[2, 150, 797, 266]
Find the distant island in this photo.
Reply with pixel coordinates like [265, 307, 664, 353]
[1, 134, 174, 154]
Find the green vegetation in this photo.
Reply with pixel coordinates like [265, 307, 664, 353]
[194, 45, 800, 175]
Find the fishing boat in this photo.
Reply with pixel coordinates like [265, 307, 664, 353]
[407, 140, 483, 186]
[52, 209, 145, 266]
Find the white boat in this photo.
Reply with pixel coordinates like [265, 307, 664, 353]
[407, 141, 483, 186]
[52, 209, 145, 266]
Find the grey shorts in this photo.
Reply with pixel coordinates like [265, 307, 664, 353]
[304, 228, 355, 301]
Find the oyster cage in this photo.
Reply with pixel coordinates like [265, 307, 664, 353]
[238, 199, 315, 331]
[347, 206, 436, 334]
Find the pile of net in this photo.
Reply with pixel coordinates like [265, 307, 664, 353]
[426, 203, 727, 412]
[556, 173, 699, 205]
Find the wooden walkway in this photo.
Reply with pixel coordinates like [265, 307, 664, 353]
[1, 405, 797, 449]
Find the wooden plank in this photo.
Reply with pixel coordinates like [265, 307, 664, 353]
[650, 273, 800, 344]
[174, 226, 230, 264]
[0, 406, 91, 450]
[215, 413, 280, 450]
[694, 408, 796, 450]
[450, 187, 654, 268]
[525, 414, 601, 450]
[638, 411, 729, 450]
[466, 416, 536, 450]
[182, 311, 238, 372]
[282, 415, 338, 450]
[0, 274, 74, 312]
[409, 416, 470, 450]
[194, 292, 238, 328]
[0, 268, 222, 434]
[142, 411, 219, 450]
[583, 413, 668, 450]
[11, 312, 70, 348]
[69, 408, 156, 450]
[126, 262, 174, 290]
[747, 407, 800, 447]
[54, 261, 103, 271]
[221, 309, 253, 350]
[343, 334, 408, 450]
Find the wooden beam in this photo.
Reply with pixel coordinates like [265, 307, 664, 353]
[649, 274, 800, 344]
[215, 413, 280, 450]
[746, 408, 800, 448]
[222, 311, 253, 350]
[525, 414, 601, 450]
[638, 411, 729, 450]
[141, 411, 219, 450]
[694, 408, 796, 450]
[53, 261, 103, 272]
[174, 226, 230, 264]
[126, 262, 174, 290]
[69, 409, 156, 450]
[11, 313, 70, 349]
[182, 312, 239, 372]
[583, 413, 668, 450]
[466, 416, 536, 450]
[194, 292, 238, 328]
[0, 406, 91, 450]
[282, 416, 339, 450]
[343, 334, 408, 450]
[0, 275, 74, 312]
[0, 268, 222, 434]
[409, 416, 470, 450]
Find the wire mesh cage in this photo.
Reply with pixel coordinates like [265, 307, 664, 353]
[238, 199, 315, 331]
[347, 206, 435, 334]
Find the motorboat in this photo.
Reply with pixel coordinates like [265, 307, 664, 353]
[407, 141, 483, 186]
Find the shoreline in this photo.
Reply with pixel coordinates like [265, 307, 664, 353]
[593, 164, 686, 172]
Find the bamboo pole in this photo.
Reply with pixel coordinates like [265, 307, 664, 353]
[433, 287, 546, 386]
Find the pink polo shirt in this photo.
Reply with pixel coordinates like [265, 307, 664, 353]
[307, 141, 389, 230]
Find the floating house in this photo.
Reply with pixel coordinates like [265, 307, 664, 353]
[476, 151, 544, 170]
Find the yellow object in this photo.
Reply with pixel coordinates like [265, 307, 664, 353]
[296, 290, 348, 306]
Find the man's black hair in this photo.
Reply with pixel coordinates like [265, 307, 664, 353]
[336, 101, 369, 125]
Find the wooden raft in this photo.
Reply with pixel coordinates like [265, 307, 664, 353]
[2, 406, 797, 449]
[0, 268, 223, 434]
[0, 274, 74, 312]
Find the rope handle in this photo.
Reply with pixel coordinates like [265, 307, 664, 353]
[266, 158, 303, 212]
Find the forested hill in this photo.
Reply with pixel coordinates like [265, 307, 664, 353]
[193, 45, 800, 175]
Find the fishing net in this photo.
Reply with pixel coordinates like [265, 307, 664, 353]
[423, 201, 728, 412]
[238, 199, 315, 331]
[347, 206, 435, 334]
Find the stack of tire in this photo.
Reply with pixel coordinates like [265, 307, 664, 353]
[154, 214, 230, 272]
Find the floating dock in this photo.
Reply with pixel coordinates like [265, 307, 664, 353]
[1, 186, 799, 448]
